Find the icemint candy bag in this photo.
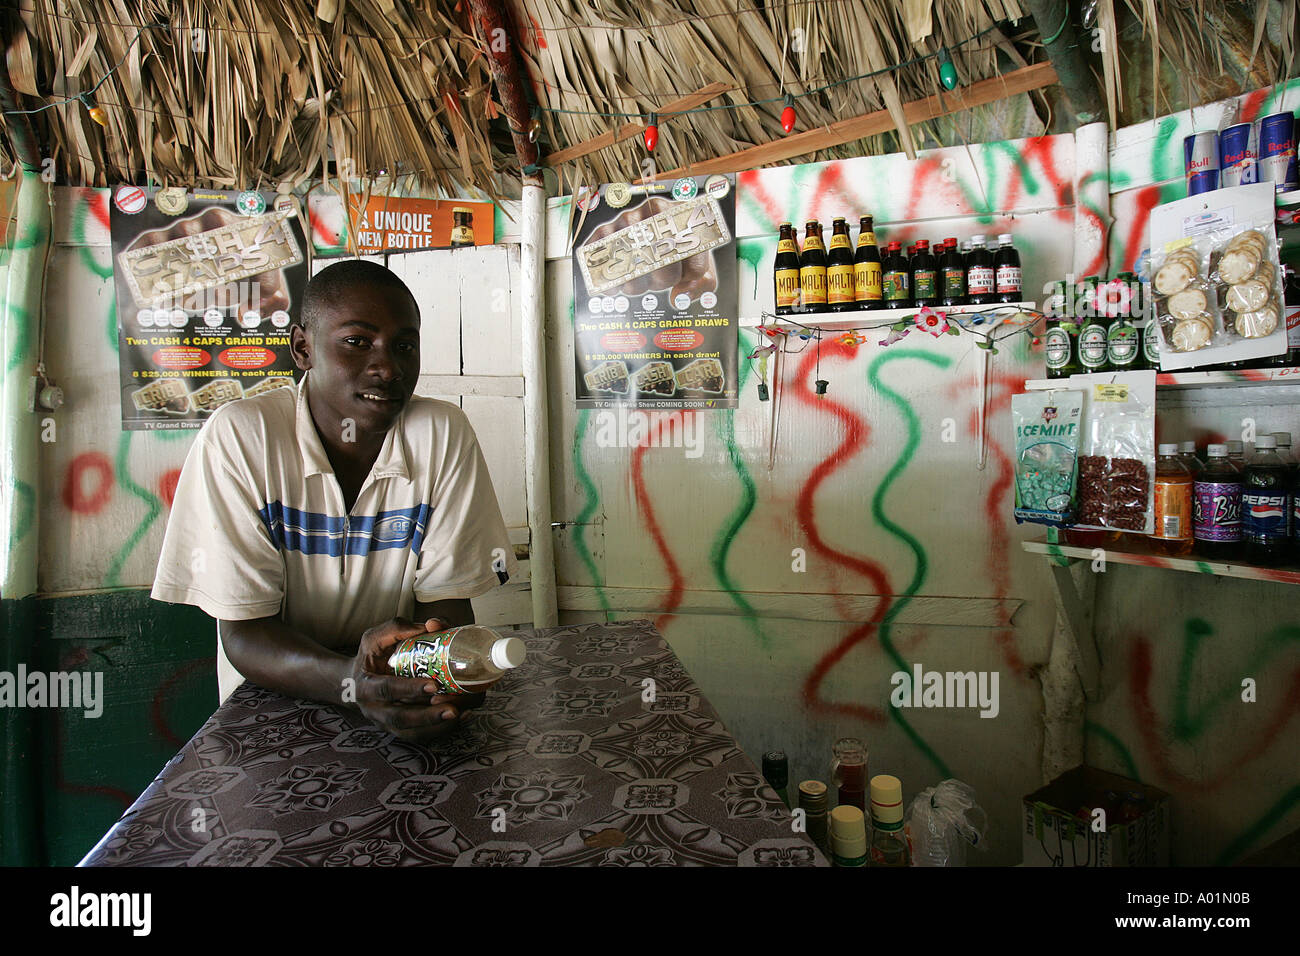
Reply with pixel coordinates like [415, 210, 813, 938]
[1013, 391, 1084, 526]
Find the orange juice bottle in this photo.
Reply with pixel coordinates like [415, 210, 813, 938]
[1152, 442, 1194, 556]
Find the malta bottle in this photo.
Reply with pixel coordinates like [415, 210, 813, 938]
[826, 217, 857, 312]
[911, 239, 938, 308]
[774, 222, 801, 315]
[799, 220, 828, 313]
[994, 233, 1022, 303]
[882, 241, 911, 309]
[965, 235, 996, 305]
[450, 207, 475, 247]
[388, 625, 527, 693]
[854, 216, 884, 309]
[940, 237, 966, 306]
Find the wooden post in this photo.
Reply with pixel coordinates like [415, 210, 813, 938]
[465, 0, 558, 627]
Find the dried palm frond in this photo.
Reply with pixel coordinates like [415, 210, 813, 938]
[0, 0, 1292, 190]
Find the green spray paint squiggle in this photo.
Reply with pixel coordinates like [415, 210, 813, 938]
[105, 433, 161, 588]
[1173, 619, 1300, 742]
[1084, 720, 1142, 780]
[709, 345, 768, 646]
[868, 347, 953, 779]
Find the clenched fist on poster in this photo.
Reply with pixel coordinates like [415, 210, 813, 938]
[124, 206, 293, 317]
[584, 196, 718, 303]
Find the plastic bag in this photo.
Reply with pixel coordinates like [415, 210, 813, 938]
[1149, 184, 1287, 369]
[1075, 376, 1156, 534]
[905, 779, 988, 866]
[1013, 390, 1084, 527]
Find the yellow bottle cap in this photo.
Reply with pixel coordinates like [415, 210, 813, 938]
[869, 774, 904, 825]
[828, 805, 867, 856]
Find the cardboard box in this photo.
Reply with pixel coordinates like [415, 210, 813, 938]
[1023, 766, 1170, 866]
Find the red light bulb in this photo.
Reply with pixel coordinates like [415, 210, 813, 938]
[781, 95, 796, 134]
[644, 113, 659, 152]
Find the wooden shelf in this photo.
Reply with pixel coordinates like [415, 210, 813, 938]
[1025, 367, 1300, 391]
[740, 301, 1037, 331]
[1023, 536, 1300, 586]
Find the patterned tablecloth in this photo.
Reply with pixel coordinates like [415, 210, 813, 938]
[80, 619, 828, 866]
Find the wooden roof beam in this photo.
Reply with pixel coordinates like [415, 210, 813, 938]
[639, 63, 1060, 182]
[541, 81, 736, 167]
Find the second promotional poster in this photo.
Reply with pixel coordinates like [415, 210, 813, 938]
[571, 174, 738, 409]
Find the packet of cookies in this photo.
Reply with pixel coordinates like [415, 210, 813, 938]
[1151, 241, 1222, 357]
[1147, 182, 1287, 369]
[1210, 225, 1286, 341]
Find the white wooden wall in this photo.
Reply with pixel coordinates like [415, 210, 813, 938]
[306, 248, 536, 627]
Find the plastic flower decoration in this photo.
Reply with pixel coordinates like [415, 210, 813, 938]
[914, 306, 950, 337]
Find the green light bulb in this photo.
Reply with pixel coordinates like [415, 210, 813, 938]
[940, 57, 958, 91]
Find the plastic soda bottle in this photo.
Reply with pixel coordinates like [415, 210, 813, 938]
[1179, 440, 1204, 473]
[1152, 443, 1195, 555]
[1241, 435, 1290, 565]
[1193, 444, 1242, 559]
[388, 625, 527, 692]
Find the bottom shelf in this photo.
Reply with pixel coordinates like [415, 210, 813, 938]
[1022, 535, 1300, 586]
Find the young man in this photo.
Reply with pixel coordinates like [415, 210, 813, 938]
[152, 260, 518, 743]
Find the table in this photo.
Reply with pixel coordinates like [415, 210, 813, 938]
[80, 619, 827, 866]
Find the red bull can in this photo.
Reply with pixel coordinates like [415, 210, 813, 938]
[1184, 131, 1220, 196]
[1219, 122, 1259, 187]
[1259, 112, 1298, 192]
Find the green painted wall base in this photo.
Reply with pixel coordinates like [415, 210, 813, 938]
[2, 590, 216, 865]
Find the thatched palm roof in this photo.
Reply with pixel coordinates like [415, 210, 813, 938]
[0, 0, 1293, 195]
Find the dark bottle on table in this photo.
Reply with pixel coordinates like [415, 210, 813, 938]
[798, 220, 828, 314]
[797, 780, 830, 854]
[911, 239, 938, 308]
[940, 237, 967, 306]
[965, 234, 996, 305]
[854, 215, 884, 310]
[826, 217, 857, 313]
[762, 750, 791, 808]
[1193, 443, 1242, 560]
[1241, 436, 1290, 566]
[994, 233, 1022, 303]
[882, 241, 912, 309]
[773, 222, 801, 316]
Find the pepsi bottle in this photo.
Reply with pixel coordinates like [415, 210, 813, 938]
[1241, 435, 1290, 566]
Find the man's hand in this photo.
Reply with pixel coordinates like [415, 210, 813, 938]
[350, 617, 484, 742]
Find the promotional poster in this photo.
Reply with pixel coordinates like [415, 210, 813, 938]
[570, 174, 738, 409]
[110, 186, 309, 430]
